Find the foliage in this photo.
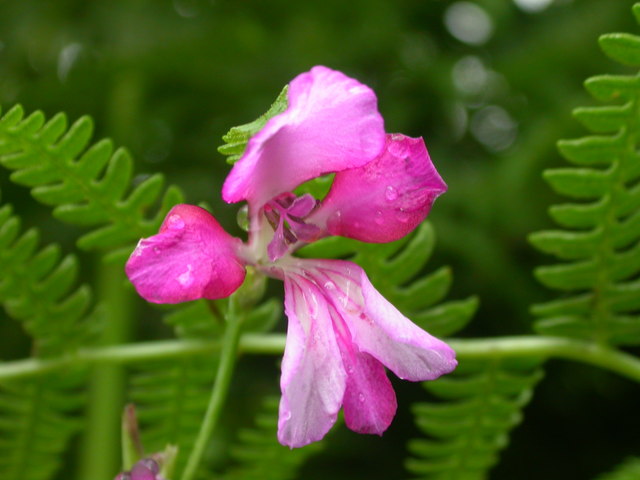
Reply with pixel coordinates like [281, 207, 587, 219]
[222, 395, 323, 480]
[406, 358, 543, 480]
[529, 3, 640, 345]
[1, 2, 640, 480]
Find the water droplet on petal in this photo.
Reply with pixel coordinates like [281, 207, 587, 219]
[358, 393, 365, 403]
[177, 264, 193, 286]
[374, 210, 384, 225]
[324, 281, 335, 290]
[397, 210, 411, 224]
[385, 185, 398, 201]
[167, 214, 185, 230]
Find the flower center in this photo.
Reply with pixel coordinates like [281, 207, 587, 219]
[264, 192, 322, 261]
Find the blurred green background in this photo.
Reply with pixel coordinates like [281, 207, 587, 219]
[1, 0, 640, 479]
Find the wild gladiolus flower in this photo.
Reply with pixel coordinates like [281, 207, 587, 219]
[126, 66, 457, 448]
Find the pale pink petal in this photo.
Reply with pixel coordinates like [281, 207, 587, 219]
[222, 66, 385, 207]
[125, 204, 246, 303]
[339, 347, 397, 435]
[290, 258, 457, 382]
[278, 273, 347, 448]
[310, 134, 446, 243]
[354, 267, 457, 381]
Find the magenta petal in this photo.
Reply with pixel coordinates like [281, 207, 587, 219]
[340, 349, 397, 435]
[130, 462, 157, 480]
[311, 134, 447, 243]
[125, 204, 246, 303]
[278, 273, 347, 448]
[222, 66, 385, 207]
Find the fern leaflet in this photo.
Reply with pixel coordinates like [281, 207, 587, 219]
[0, 193, 91, 480]
[406, 357, 544, 480]
[529, 4, 640, 345]
[222, 395, 323, 480]
[0, 105, 184, 261]
[595, 457, 640, 480]
[128, 357, 216, 478]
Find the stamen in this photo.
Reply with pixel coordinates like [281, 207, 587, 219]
[264, 192, 322, 261]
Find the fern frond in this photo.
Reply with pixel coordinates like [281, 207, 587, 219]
[128, 357, 217, 477]
[0, 372, 84, 480]
[529, 4, 640, 345]
[0, 200, 99, 356]
[222, 395, 322, 480]
[595, 457, 640, 480]
[0, 105, 184, 260]
[406, 358, 544, 480]
[299, 221, 478, 337]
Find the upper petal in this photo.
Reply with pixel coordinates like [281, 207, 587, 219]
[278, 272, 347, 448]
[222, 66, 386, 208]
[125, 204, 246, 303]
[310, 134, 447, 243]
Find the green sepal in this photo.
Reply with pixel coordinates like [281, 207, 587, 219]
[218, 85, 288, 165]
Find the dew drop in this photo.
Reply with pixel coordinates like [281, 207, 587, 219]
[153, 247, 161, 254]
[397, 209, 411, 224]
[385, 185, 398, 201]
[324, 281, 336, 290]
[177, 264, 193, 286]
[358, 393, 365, 403]
[374, 210, 384, 225]
[167, 214, 185, 230]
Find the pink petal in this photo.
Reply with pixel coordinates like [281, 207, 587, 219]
[278, 272, 347, 448]
[339, 346, 397, 435]
[130, 461, 157, 480]
[125, 204, 246, 303]
[222, 66, 385, 208]
[291, 258, 457, 382]
[353, 266, 458, 381]
[310, 134, 447, 243]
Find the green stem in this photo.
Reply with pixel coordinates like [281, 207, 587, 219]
[180, 298, 244, 480]
[3, 335, 640, 384]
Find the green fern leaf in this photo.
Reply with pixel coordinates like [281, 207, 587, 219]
[222, 395, 322, 480]
[298, 222, 478, 337]
[406, 358, 543, 480]
[595, 457, 640, 480]
[0, 373, 85, 480]
[0, 105, 184, 259]
[0, 199, 99, 356]
[530, 4, 640, 345]
[128, 357, 217, 477]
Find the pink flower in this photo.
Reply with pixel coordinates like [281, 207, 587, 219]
[114, 459, 162, 480]
[126, 66, 456, 448]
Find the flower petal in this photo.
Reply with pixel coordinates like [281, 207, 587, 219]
[340, 348, 397, 435]
[222, 66, 385, 207]
[278, 272, 347, 448]
[311, 134, 446, 243]
[284, 258, 457, 382]
[125, 204, 246, 303]
[354, 268, 458, 381]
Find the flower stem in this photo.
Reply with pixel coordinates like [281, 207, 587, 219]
[2, 335, 640, 384]
[179, 297, 243, 480]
